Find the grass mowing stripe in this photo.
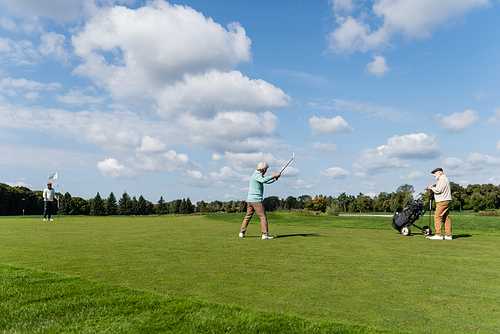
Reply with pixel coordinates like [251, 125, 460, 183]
[0, 264, 385, 334]
[203, 211, 500, 236]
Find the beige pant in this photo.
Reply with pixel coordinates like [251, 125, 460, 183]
[434, 201, 452, 237]
[240, 202, 268, 235]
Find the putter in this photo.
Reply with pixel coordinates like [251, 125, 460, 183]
[279, 152, 295, 174]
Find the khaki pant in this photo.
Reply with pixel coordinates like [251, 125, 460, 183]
[434, 201, 452, 237]
[240, 202, 268, 235]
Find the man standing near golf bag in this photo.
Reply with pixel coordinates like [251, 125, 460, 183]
[239, 162, 280, 239]
[426, 168, 452, 240]
[43, 182, 59, 221]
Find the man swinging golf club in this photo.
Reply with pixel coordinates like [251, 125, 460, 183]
[239, 162, 280, 239]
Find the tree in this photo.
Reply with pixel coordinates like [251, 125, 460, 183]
[263, 196, 280, 212]
[284, 196, 298, 210]
[118, 192, 132, 215]
[59, 192, 74, 215]
[106, 192, 117, 215]
[354, 193, 373, 213]
[131, 196, 139, 215]
[172, 199, 182, 214]
[72, 197, 91, 215]
[298, 195, 312, 209]
[396, 184, 415, 194]
[156, 196, 166, 215]
[138, 195, 148, 215]
[90, 192, 106, 216]
[185, 198, 194, 214]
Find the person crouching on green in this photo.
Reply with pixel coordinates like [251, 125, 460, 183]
[239, 162, 281, 239]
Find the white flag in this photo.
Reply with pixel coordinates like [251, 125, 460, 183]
[48, 172, 58, 180]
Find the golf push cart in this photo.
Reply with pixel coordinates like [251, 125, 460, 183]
[391, 191, 434, 236]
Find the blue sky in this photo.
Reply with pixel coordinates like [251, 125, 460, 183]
[1, 0, 500, 203]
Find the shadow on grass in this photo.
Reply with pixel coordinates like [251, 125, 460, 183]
[452, 234, 472, 239]
[275, 233, 320, 238]
[402, 233, 472, 239]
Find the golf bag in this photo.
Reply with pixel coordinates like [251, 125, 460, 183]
[391, 193, 433, 236]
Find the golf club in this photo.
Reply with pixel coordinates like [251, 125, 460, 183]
[279, 152, 295, 174]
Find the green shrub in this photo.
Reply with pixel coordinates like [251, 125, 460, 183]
[475, 210, 500, 216]
[325, 203, 341, 216]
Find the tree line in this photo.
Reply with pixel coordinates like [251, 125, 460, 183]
[1, 181, 500, 216]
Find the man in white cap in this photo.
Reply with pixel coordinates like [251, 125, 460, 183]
[43, 182, 59, 221]
[426, 168, 452, 240]
[239, 162, 280, 239]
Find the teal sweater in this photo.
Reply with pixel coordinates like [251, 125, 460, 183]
[247, 171, 276, 202]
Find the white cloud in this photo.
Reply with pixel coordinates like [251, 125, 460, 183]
[180, 111, 280, 152]
[309, 98, 411, 121]
[180, 170, 211, 187]
[488, 176, 500, 185]
[39, 32, 70, 63]
[272, 69, 329, 86]
[497, 139, 500, 150]
[438, 109, 478, 133]
[70, 1, 291, 122]
[399, 171, 424, 180]
[137, 136, 167, 153]
[0, 0, 132, 22]
[0, 77, 61, 92]
[0, 37, 42, 65]
[486, 108, 500, 125]
[474, 90, 487, 101]
[25, 92, 40, 100]
[71, 2, 249, 94]
[155, 70, 291, 119]
[0, 17, 19, 31]
[443, 157, 463, 168]
[133, 150, 194, 172]
[310, 115, 353, 136]
[97, 158, 136, 179]
[56, 89, 106, 105]
[378, 133, 442, 160]
[210, 166, 248, 182]
[309, 142, 339, 151]
[319, 167, 351, 179]
[377, 133, 442, 160]
[464, 152, 500, 171]
[327, 0, 489, 55]
[0, 100, 205, 174]
[291, 179, 314, 189]
[353, 133, 441, 174]
[329, 0, 356, 13]
[366, 54, 389, 77]
[213, 152, 289, 174]
[353, 148, 410, 174]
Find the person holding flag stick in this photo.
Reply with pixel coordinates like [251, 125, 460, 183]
[43, 173, 59, 221]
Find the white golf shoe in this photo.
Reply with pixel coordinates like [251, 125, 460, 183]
[262, 235, 274, 240]
[444, 235, 452, 240]
[239, 233, 245, 238]
[426, 234, 444, 240]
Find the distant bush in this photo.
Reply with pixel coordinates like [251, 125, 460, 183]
[326, 203, 341, 216]
[475, 210, 500, 216]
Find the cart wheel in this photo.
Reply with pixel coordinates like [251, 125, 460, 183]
[401, 226, 411, 236]
[422, 226, 432, 236]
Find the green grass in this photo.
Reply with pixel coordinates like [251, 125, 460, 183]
[0, 264, 374, 334]
[205, 211, 500, 236]
[1, 214, 500, 333]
